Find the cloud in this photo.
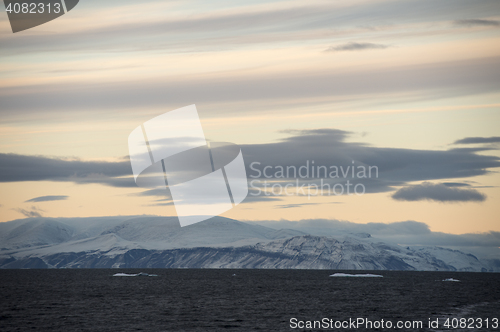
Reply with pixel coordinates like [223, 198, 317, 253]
[242, 191, 282, 203]
[1, 1, 500, 123]
[1, 0, 497, 56]
[250, 219, 432, 236]
[131, 189, 171, 198]
[13, 206, 44, 218]
[0, 153, 133, 187]
[2, 55, 500, 121]
[247, 218, 500, 258]
[391, 182, 486, 202]
[274, 203, 321, 209]
[249, 218, 500, 247]
[242, 129, 500, 190]
[1, 130, 499, 203]
[454, 19, 500, 27]
[280, 128, 349, 142]
[130, 185, 271, 207]
[325, 42, 389, 52]
[25, 195, 69, 203]
[453, 136, 500, 144]
[441, 182, 471, 187]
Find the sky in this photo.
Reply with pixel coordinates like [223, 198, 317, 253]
[0, 0, 499, 237]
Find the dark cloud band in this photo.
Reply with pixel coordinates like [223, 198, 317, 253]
[25, 195, 69, 203]
[392, 182, 487, 202]
[1, 130, 498, 200]
[453, 136, 500, 144]
[325, 42, 389, 52]
[454, 19, 500, 27]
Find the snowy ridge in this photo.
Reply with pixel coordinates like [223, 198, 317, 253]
[0, 216, 498, 271]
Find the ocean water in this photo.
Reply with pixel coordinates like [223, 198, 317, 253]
[0, 269, 499, 331]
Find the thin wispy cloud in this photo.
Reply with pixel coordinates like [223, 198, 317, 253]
[453, 136, 500, 145]
[275, 203, 321, 209]
[1, 0, 496, 56]
[2, 56, 499, 121]
[13, 206, 45, 218]
[442, 182, 471, 187]
[25, 195, 69, 203]
[325, 42, 389, 52]
[454, 19, 500, 27]
[392, 182, 486, 203]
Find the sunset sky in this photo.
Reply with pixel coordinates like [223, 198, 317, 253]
[1, 0, 499, 236]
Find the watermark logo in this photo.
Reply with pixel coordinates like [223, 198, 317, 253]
[3, 0, 79, 33]
[128, 105, 248, 227]
[249, 161, 378, 199]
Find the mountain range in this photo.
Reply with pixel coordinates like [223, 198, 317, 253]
[0, 216, 498, 271]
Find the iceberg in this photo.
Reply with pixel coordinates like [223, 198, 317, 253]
[113, 272, 158, 277]
[330, 273, 383, 278]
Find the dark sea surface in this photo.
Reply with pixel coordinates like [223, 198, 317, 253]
[0, 269, 499, 331]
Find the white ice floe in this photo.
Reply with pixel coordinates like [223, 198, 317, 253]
[329, 273, 383, 278]
[113, 272, 158, 277]
[442, 278, 460, 282]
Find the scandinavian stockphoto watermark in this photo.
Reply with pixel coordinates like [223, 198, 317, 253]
[128, 105, 249, 227]
[3, 0, 79, 33]
[289, 317, 499, 330]
[249, 161, 378, 198]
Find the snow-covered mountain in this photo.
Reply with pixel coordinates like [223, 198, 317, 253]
[0, 216, 498, 271]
